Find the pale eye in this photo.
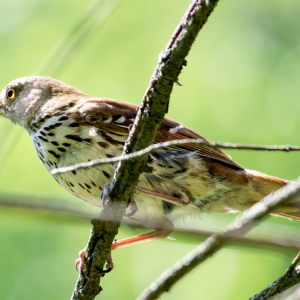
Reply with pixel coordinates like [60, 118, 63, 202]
[7, 88, 16, 100]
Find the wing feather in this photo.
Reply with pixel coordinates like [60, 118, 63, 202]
[74, 98, 244, 170]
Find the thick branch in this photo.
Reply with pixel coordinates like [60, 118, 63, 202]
[137, 178, 300, 300]
[71, 0, 220, 299]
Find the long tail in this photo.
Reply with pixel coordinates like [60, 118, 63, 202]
[246, 170, 300, 221]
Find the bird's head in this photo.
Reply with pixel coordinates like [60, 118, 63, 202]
[0, 76, 87, 130]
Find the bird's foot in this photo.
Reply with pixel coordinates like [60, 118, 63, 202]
[75, 247, 114, 276]
[75, 247, 88, 277]
[101, 183, 138, 216]
[124, 194, 138, 217]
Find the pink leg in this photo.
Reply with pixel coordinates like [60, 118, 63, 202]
[111, 227, 173, 250]
[135, 186, 191, 206]
[75, 220, 174, 272]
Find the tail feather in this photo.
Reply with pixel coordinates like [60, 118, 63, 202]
[271, 212, 300, 222]
[247, 170, 300, 221]
[247, 169, 290, 197]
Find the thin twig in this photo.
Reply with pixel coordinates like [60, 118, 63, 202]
[1, 193, 300, 254]
[249, 251, 300, 300]
[266, 251, 300, 298]
[136, 178, 300, 300]
[51, 140, 300, 175]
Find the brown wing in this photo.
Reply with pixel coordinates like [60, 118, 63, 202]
[73, 98, 244, 170]
[157, 117, 244, 170]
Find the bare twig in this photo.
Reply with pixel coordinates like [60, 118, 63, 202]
[265, 251, 300, 297]
[51, 140, 300, 175]
[71, 1, 220, 299]
[2, 193, 300, 255]
[249, 251, 300, 300]
[136, 178, 300, 300]
[1, 192, 300, 255]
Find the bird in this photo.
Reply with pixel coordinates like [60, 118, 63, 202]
[0, 76, 299, 269]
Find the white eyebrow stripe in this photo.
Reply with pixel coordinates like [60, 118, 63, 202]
[170, 125, 184, 134]
[103, 116, 112, 123]
[115, 116, 126, 123]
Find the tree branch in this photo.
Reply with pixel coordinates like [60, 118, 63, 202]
[1, 193, 300, 255]
[71, 0, 220, 299]
[51, 140, 300, 175]
[249, 251, 300, 300]
[136, 178, 300, 300]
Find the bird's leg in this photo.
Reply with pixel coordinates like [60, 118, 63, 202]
[111, 225, 174, 250]
[134, 186, 192, 206]
[75, 219, 174, 273]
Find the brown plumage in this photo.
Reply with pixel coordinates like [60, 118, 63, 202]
[0, 76, 298, 264]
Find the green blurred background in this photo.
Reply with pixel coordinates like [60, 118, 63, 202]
[0, 0, 300, 299]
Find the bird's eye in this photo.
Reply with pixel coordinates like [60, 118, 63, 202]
[7, 88, 16, 100]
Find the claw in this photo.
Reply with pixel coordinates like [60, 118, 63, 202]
[124, 194, 138, 217]
[80, 266, 88, 279]
[75, 246, 114, 276]
[75, 247, 87, 272]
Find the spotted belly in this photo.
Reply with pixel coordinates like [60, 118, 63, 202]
[30, 114, 125, 206]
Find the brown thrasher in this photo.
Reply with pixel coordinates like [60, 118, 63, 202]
[0, 76, 299, 270]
